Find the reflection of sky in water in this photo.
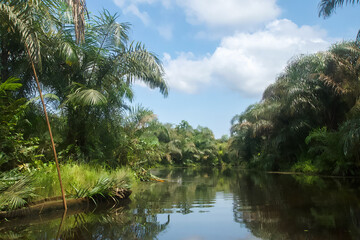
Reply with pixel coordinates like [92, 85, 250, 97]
[156, 192, 261, 240]
[2, 168, 360, 239]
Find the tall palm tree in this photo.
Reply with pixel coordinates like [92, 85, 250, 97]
[54, 10, 168, 160]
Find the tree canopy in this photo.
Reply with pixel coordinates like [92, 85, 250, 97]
[229, 42, 360, 175]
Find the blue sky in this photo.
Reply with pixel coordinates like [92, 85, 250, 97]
[86, 0, 360, 138]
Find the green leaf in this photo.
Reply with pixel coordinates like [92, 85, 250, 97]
[0, 77, 22, 94]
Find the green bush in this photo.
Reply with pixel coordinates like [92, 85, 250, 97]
[31, 163, 135, 200]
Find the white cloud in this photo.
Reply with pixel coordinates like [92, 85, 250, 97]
[122, 4, 151, 25]
[114, 0, 162, 6]
[177, 0, 281, 29]
[114, 0, 280, 31]
[113, 0, 172, 37]
[163, 19, 331, 97]
[163, 52, 212, 93]
[157, 25, 173, 40]
[113, 0, 125, 7]
[113, 0, 152, 25]
[113, 0, 172, 10]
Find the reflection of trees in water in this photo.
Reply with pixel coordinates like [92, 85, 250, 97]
[0, 168, 224, 239]
[231, 172, 360, 240]
[59, 211, 171, 240]
[58, 168, 227, 239]
[134, 168, 224, 215]
[44, 168, 223, 239]
[3, 168, 360, 239]
[0, 205, 171, 240]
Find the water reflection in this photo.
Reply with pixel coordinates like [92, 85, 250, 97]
[230, 172, 360, 240]
[0, 168, 360, 239]
[0, 202, 170, 240]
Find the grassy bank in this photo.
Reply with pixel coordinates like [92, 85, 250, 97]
[0, 163, 135, 212]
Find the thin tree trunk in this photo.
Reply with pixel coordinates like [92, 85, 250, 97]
[56, 209, 67, 240]
[25, 44, 67, 210]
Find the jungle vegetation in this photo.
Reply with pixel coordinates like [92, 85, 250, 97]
[0, 0, 226, 170]
[228, 1, 360, 175]
[0, 0, 226, 210]
[2, 0, 360, 213]
[229, 42, 360, 175]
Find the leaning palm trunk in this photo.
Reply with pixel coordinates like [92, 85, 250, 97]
[25, 44, 67, 210]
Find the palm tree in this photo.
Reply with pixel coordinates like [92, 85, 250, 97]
[52, 10, 168, 160]
[320, 42, 360, 96]
[229, 52, 344, 170]
[112, 106, 165, 167]
[1, 0, 169, 187]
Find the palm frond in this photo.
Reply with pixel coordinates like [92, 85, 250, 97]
[252, 119, 274, 137]
[319, 42, 360, 97]
[71, 176, 125, 204]
[0, 77, 22, 93]
[340, 118, 360, 156]
[0, 175, 37, 211]
[347, 98, 360, 118]
[93, 10, 130, 50]
[28, 93, 60, 104]
[116, 42, 168, 96]
[0, 0, 49, 65]
[319, 0, 360, 18]
[64, 84, 107, 106]
[55, 32, 79, 64]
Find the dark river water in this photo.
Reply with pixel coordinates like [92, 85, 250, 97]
[1, 168, 360, 240]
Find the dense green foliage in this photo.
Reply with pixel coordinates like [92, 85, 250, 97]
[229, 42, 360, 175]
[2, 1, 360, 215]
[0, 0, 224, 178]
[157, 120, 229, 167]
[0, 0, 225, 212]
[0, 163, 134, 211]
[227, 0, 360, 175]
[110, 113, 228, 168]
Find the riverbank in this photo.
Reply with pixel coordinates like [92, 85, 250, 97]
[0, 163, 135, 213]
[0, 188, 132, 219]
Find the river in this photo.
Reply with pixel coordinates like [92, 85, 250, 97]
[1, 167, 360, 239]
